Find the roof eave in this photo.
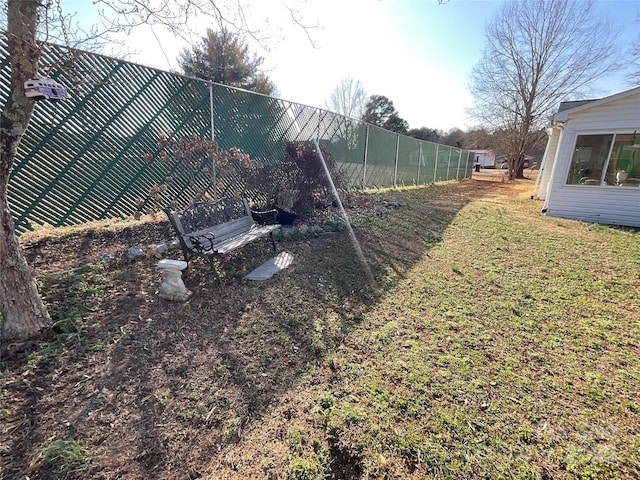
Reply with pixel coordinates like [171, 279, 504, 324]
[552, 86, 640, 122]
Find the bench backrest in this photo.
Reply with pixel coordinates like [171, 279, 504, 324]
[165, 197, 253, 237]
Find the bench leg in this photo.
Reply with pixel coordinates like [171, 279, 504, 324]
[269, 232, 277, 252]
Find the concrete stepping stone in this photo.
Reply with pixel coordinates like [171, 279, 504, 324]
[244, 252, 294, 281]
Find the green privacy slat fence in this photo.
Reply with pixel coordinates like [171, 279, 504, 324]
[1, 35, 472, 235]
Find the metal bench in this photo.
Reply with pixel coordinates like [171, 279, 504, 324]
[164, 197, 281, 270]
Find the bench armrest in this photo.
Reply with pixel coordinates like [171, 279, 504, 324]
[186, 232, 216, 254]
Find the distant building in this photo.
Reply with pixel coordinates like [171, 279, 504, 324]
[469, 149, 496, 168]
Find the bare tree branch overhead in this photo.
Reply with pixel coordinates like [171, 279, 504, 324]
[93, 0, 320, 48]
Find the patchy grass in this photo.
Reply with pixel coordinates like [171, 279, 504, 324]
[2, 179, 639, 479]
[41, 439, 90, 474]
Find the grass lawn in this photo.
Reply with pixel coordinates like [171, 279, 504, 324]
[2, 178, 639, 479]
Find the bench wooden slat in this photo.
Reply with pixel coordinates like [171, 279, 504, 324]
[208, 216, 255, 240]
[214, 224, 281, 254]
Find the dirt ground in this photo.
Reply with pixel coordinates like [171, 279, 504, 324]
[1, 178, 531, 479]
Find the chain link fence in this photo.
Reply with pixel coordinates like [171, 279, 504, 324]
[1, 35, 472, 235]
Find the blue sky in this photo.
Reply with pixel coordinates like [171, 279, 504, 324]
[56, 0, 640, 131]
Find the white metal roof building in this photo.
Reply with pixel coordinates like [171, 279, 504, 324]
[469, 149, 496, 168]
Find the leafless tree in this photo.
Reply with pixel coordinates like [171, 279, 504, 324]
[630, 43, 640, 85]
[0, 0, 313, 356]
[628, 13, 640, 86]
[469, 0, 624, 179]
[630, 44, 640, 86]
[462, 128, 493, 150]
[324, 77, 368, 120]
[323, 77, 368, 150]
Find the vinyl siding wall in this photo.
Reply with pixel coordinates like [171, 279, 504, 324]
[544, 93, 640, 227]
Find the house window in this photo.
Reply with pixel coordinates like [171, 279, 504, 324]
[605, 134, 639, 184]
[566, 134, 612, 185]
[566, 133, 640, 186]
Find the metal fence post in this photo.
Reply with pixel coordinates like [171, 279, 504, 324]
[393, 134, 400, 188]
[417, 142, 423, 185]
[433, 143, 440, 183]
[446, 146, 452, 181]
[209, 82, 217, 197]
[362, 125, 369, 189]
[456, 148, 462, 179]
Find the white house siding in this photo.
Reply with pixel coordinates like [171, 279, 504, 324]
[535, 126, 562, 200]
[543, 91, 640, 227]
[545, 187, 640, 227]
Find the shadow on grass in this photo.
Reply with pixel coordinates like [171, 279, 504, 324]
[2, 181, 503, 479]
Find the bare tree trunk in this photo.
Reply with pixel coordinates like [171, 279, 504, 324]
[1, 0, 51, 356]
[0, 175, 50, 354]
